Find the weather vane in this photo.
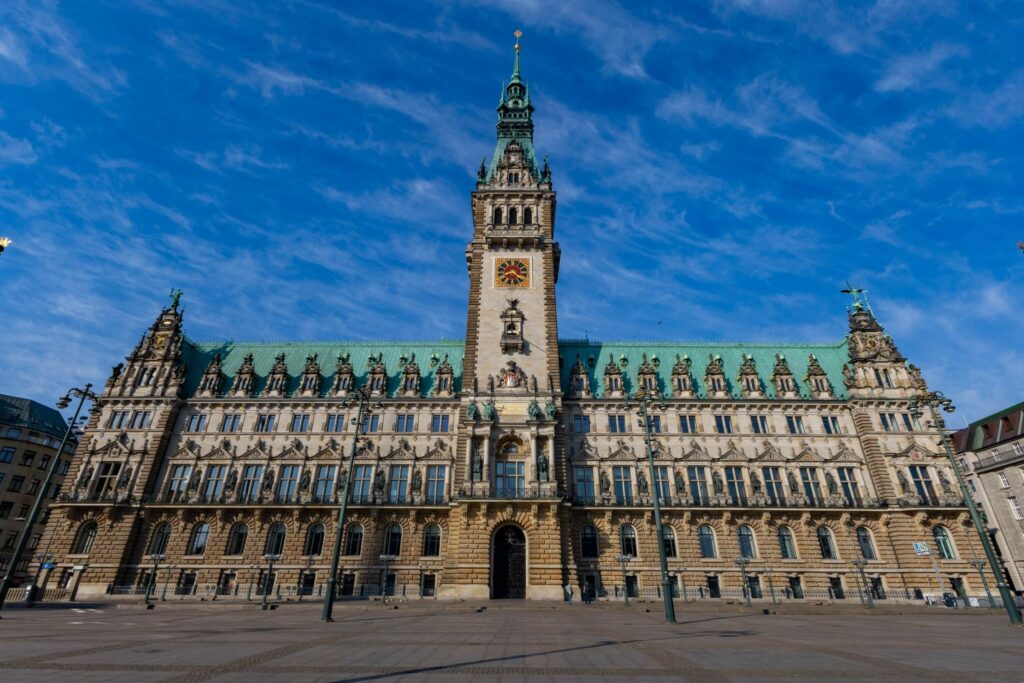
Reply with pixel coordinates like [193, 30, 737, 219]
[840, 281, 872, 314]
[514, 29, 522, 51]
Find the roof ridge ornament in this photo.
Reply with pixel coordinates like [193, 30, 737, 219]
[840, 280, 872, 315]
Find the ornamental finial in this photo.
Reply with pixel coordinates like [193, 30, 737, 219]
[169, 288, 183, 310]
[514, 29, 522, 51]
[840, 280, 872, 314]
[511, 29, 522, 82]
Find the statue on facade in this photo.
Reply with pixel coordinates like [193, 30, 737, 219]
[225, 468, 237, 492]
[411, 468, 423, 493]
[111, 363, 124, 381]
[712, 470, 725, 496]
[527, 400, 542, 421]
[471, 450, 483, 481]
[787, 469, 799, 494]
[637, 470, 649, 494]
[825, 471, 838, 496]
[482, 400, 497, 421]
[674, 469, 686, 496]
[263, 470, 275, 492]
[749, 469, 762, 494]
[374, 469, 386, 492]
[466, 402, 479, 420]
[300, 469, 311, 491]
[896, 470, 910, 495]
[938, 470, 953, 495]
[544, 400, 557, 421]
[537, 454, 549, 482]
[336, 469, 347, 490]
[117, 466, 132, 489]
[600, 470, 611, 493]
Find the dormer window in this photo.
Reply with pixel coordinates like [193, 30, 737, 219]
[608, 377, 621, 391]
[744, 377, 758, 392]
[874, 368, 894, 388]
[371, 375, 384, 391]
[710, 377, 723, 391]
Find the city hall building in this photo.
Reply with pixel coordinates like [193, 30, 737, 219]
[40, 43, 982, 603]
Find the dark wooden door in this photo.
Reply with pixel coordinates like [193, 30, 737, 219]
[492, 526, 526, 599]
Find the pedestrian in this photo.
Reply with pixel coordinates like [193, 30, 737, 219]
[564, 582, 573, 605]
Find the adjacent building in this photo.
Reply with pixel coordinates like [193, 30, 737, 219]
[954, 403, 1024, 592]
[39, 39, 984, 603]
[0, 393, 73, 583]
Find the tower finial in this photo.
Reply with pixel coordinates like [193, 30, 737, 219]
[512, 29, 522, 82]
[840, 280, 872, 314]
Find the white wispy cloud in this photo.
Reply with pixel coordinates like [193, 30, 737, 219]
[0, 131, 37, 165]
[875, 43, 967, 92]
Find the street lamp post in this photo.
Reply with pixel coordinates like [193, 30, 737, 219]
[618, 554, 632, 606]
[626, 391, 677, 623]
[24, 552, 53, 607]
[735, 558, 752, 608]
[262, 554, 281, 609]
[766, 569, 777, 606]
[379, 554, 396, 605]
[246, 564, 257, 601]
[908, 391, 1023, 625]
[161, 565, 175, 601]
[321, 387, 375, 622]
[967, 558, 997, 609]
[418, 562, 427, 598]
[851, 559, 874, 608]
[0, 384, 97, 614]
[144, 554, 165, 606]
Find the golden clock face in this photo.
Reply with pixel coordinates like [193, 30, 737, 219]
[494, 258, 530, 288]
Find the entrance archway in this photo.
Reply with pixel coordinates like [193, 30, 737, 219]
[491, 525, 526, 599]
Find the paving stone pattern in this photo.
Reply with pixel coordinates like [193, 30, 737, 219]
[0, 601, 1022, 682]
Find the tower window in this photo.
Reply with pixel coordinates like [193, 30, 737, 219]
[524, 207, 533, 224]
[493, 207, 502, 224]
[509, 207, 518, 224]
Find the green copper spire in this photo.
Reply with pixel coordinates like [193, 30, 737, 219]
[485, 29, 540, 183]
[511, 29, 522, 84]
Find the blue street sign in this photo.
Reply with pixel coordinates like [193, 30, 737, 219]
[41, 562, 56, 569]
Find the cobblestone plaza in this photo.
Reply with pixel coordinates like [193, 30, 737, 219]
[0, 601, 1021, 682]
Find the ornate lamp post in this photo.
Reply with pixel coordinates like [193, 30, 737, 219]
[967, 558, 996, 609]
[851, 559, 873, 608]
[617, 554, 632, 606]
[623, 390, 677, 623]
[0, 384, 97, 614]
[161, 564, 175, 601]
[908, 390, 1022, 625]
[379, 554, 396, 605]
[144, 554, 165, 606]
[246, 564, 257, 601]
[735, 558, 752, 608]
[321, 387, 380, 622]
[261, 553, 281, 609]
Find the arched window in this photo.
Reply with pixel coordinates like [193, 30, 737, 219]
[149, 522, 171, 556]
[187, 522, 210, 555]
[71, 521, 97, 554]
[933, 525, 956, 559]
[343, 523, 363, 556]
[265, 522, 287, 555]
[493, 207, 502, 224]
[304, 523, 325, 556]
[225, 523, 248, 556]
[384, 523, 403, 556]
[698, 525, 717, 558]
[777, 525, 797, 559]
[738, 525, 757, 559]
[662, 525, 678, 558]
[422, 523, 441, 556]
[523, 207, 533, 224]
[856, 526, 876, 560]
[620, 525, 637, 557]
[817, 526, 837, 560]
[508, 207, 518, 225]
[580, 524, 599, 558]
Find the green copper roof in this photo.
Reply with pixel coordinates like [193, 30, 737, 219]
[181, 340, 464, 398]
[0, 393, 69, 438]
[557, 340, 850, 400]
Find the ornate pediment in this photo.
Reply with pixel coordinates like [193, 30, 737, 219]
[605, 439, 637, 461]
[650, 440, 671, 460]
[895, 442, 938, 461]
[790, 446, 823, 462]
[312, 439, 342, 460]
[384, 438, 417, 460]
[681, 440, 710, 461]
[754, 441, 783, 461]
[827, 444, 862, 463]
[200, 439, 235, 460]
[716, 441, 747, 462]
[422, 438, 453, 460]
[93, 433, 134, 457]
[275, 438, 306, 460]
[240, 439, 270, 460]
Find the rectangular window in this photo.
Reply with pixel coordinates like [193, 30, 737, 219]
[572, 415, 591, 433]
[0, 447, 13, 463]
[430, 414, 450, 433]
[574, 467, 595, 503]
[0, 502, 10, 518]
[20, 451, 35, 467]
[388, 465, 410, 503]
[291, 414, 311, 433]
[426, 465, 446, 503]
[821, 416, 841, 435]
[325, 414, 345, 432]
[9, 475, 25, 492]
[59, 460, 70, 476]
[277, 465, 301, 502]
[129, 411, 152, 430]
[93, 462, 120, 495]
[999, 472, 1010, 488]
[168, 464, 191, 494]
[786, 416, 805, 434]
[5, 427, 20, 439]
[608, 415, 626, 433]
[352, 465, 373, 502]
[901, 413, 915, 432]
[751, 415, 769, 434]
[688, 466, 709, 504]
[313, 465, 336, 502]
[38, 454, 51, 470]
[255, 414, 276, 433]
[880, 413, 899, 432]
[679, 415, 698, 433]
[221, 414, 242, 432]
[800, 467, 822, 504]
[837, 467, 861, 505]
[649, 415, 662, 433]
[908, 465, 936, 503]
[762, 466, 784, 504]
[28, 478, 40, 495]
[395, 414, 415, 433]
[725, 466, 746, 505]
[362, 415, 380, 433]
[1009, 496, 1023, 521]
[612, 466, 633, 504]
[240, 464, 263, 502]
[107, 411, 130, 429]
[653, 466, 670, 502]
[204, 465, 227, 500]
[495, 461, 526, 498]
[184, 414, 207, 433]
[715, 415, 733, 434]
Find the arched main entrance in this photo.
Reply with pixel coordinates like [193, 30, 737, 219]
[491, 525, 526, 599]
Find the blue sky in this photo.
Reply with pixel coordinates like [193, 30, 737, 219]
[0, 1, 1021, 423]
